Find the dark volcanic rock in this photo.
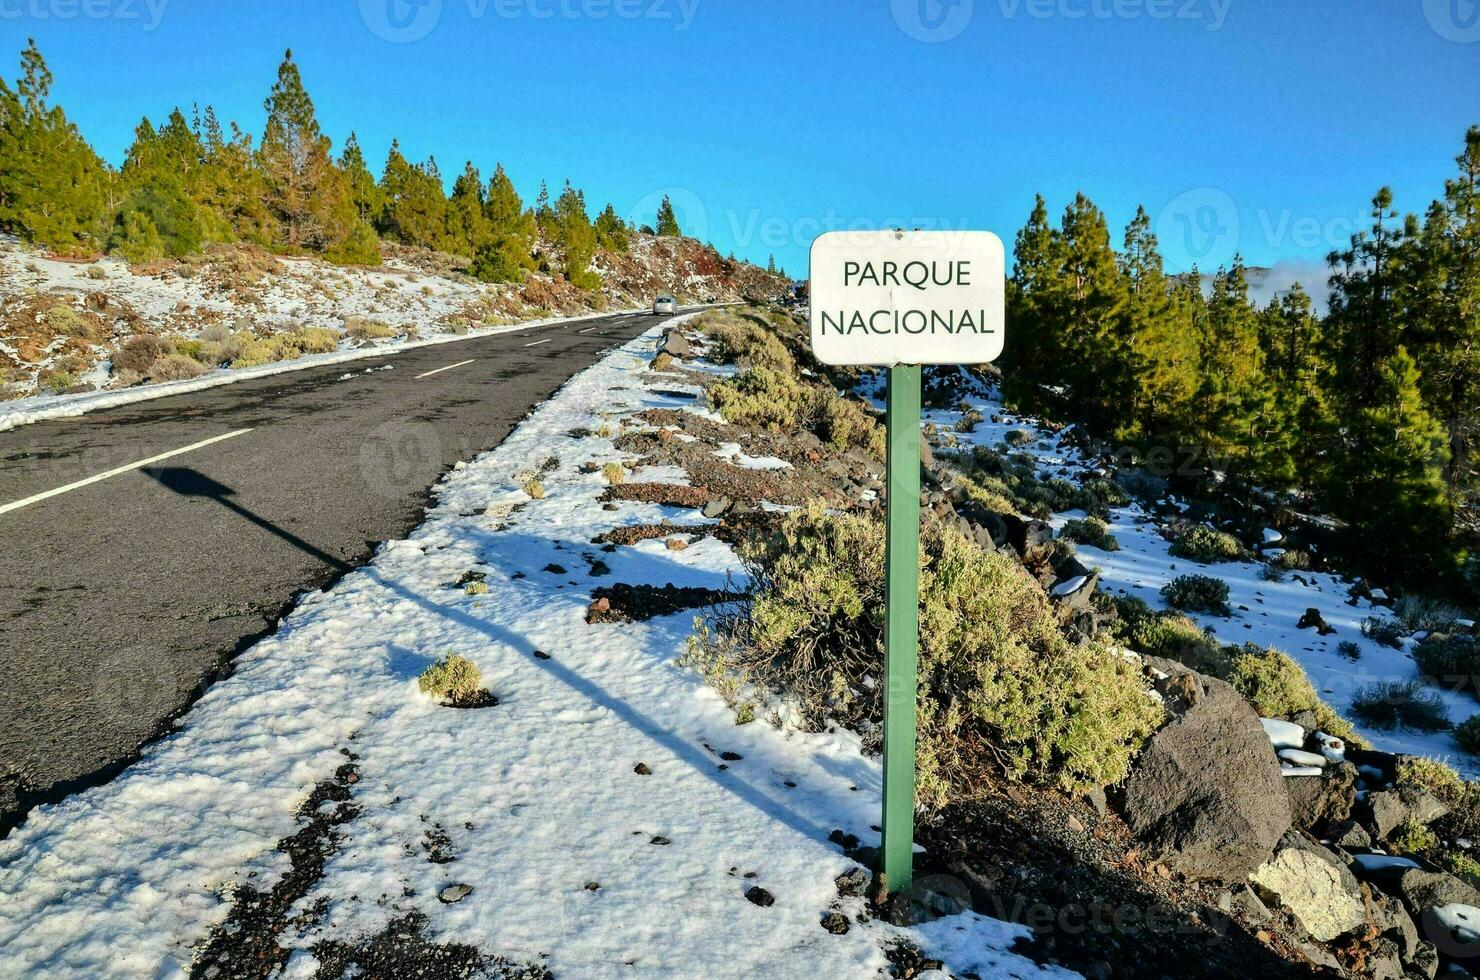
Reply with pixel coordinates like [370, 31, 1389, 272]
[1120, 660, 1291, 881]
[1286, 762, 1357, 832]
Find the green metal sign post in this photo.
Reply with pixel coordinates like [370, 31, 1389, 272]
[808, 229, 1005, 898]
[882, 363, 922, 894]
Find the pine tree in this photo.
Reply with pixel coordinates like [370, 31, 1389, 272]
[339, 131, 383, 225]
[1118, 205, 1193, 441]
[257, 49, 355, 253]
[533, 180, 553, 234]
[1194, 259, 1271, 475]
[1000, 194, 1065, 412]
[1054, 194, 1129, 427]
[377, 142, 447, 250]
[0, 40, 110, 254]
[1328, 347, 1452, 580]
[445, 161, 490, 256]
[1404, 128, 1480, 521]
[114, 110, 207, 257]
[470, 162, 536, 282]
[766, 254, 777, 275]
[1257, 283, 1328, 490]
[553, 180, 599, 289]
[594, 203, 629, 252]
[655, 194, 680, 237]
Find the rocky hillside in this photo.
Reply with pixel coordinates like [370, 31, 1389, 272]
[0, 231, 785, 405]
[643, 308, 1480, 979]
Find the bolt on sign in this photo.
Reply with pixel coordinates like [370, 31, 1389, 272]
[809, 230, 1005, 896]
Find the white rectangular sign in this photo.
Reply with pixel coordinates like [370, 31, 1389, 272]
[809, 230, 1005, 366]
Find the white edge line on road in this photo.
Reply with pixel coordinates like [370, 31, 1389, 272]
[577, 326, 599, 334]
[524, 338, 552, 347]
[0, 428, 255, 517]
[414, 359, 476, 380]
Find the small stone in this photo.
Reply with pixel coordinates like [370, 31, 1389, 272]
[745, 886, 775, 907]
[438, 883, 472, 904]
[544, 563, 568, 575]
[720, 751, 743, 762]
[634, 763, 652, 775]
[650, 835, 670, 846]
[820, 911, 849, 934]
[665, 537, 688, 551]
[532, 649, 551, 660]
[834, 867, 869, 897]
[584, 882, 600, 892]
[1066, 814, 1085, 834]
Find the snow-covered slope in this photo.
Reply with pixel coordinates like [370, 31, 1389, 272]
[914, 384, 1480, 776]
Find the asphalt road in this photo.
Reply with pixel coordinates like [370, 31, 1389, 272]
[0, 308, 677, 835]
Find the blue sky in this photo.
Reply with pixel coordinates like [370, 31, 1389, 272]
[5, 0, 1477, 287]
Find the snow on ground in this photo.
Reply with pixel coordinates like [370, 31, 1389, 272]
[0, 318, 1068, 979]
[927, 383, 1480, 776]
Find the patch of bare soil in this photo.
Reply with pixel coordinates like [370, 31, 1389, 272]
[602, 483, 712, 509]
[592, 523, 716, 546]
[311, 911, 552, 980]
[586, 583, 739, 623]
[191, 759, 363, 979]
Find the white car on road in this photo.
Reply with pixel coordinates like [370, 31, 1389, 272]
[653, 295, 676, 315]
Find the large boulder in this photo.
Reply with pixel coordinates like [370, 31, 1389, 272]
[1120, 660, 1291, 881]
[1249, 832, 1367, 942]
[1286, 762, 1357, 832]
[659, 328, 692, 359]
[1367, 786, 1449, 841]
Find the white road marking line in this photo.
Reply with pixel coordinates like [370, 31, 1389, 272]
[524, 338, 552, 347]
[577, 326, 600, 334]
[0, 428, 255, 517]
[414, 359, 476, 380]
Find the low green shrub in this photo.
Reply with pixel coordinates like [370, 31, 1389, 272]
[709, 367, 884, 459]
[1161, 574, 1231, 616]
[686, 503, 1161, 807]
[1060, 517, 1119, 552]
[1166, 524, 1245, 564]
[149, 353, 207, 382]
[344, 316, 394, 340]
[1226, 644, 1363, 744]
[1350, 681, 1451, 732]
[601, 462, 626, 485]
[1362, 616, 1406, 649]
[1004, 428, 1033, 447]
[1337, 640, 1362, 660]
[1274, 549, 1312, 571]
[1391, 819, 1440, 856]
[294, 326, 340, 354]
[418, 654, 481, 702]
[1415, 633, 1480, 697]
[1074, 478, 1129, 518]
[1396, 595, 1464, 633]
[1456, 716, 1480, 755]
[955, 409, 983, 433]
[695, 310, 795, 372]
